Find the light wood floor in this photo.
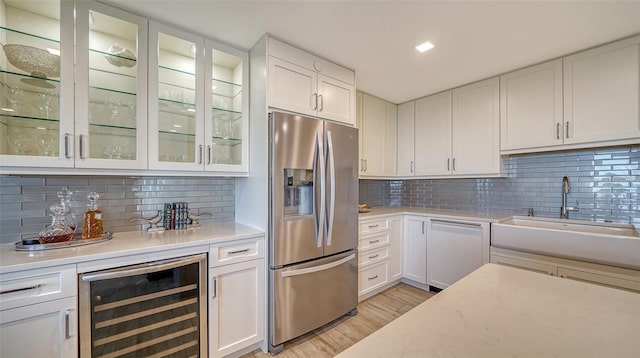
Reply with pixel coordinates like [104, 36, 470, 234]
[241, 283, 435, 358]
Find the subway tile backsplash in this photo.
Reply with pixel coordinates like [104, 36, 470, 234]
[360, 145, 640, 226]
[0, 176, 235, 244]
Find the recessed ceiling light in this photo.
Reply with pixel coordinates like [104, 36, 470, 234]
[187, 108, 196, 112]
[173, 124, 183, 128]
[415, 41, 434, 53]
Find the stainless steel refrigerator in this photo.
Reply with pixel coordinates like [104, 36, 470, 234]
[268, 111, 359, 354]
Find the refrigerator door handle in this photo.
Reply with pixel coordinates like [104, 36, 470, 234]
[326, 130, 336, 247]
[281, 254, 355, 278]
[316, 130, 326, 248]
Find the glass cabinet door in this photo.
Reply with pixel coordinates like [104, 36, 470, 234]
[0, 0, 74, 167]
[204, 39, 248, 172]
[74, 1, 147, 169]
[148, 21, 204, 171]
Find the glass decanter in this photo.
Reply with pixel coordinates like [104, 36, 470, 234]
[57, 187, 77, 232]
[38, 204, 75, 244]
[82, 192, 104, 239]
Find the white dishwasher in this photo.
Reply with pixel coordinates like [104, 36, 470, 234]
[427, 218, 490, 289]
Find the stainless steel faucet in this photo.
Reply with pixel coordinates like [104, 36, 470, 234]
[561, 176, 578, 219]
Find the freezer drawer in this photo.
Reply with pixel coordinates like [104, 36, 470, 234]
[270, 251, 357, 348]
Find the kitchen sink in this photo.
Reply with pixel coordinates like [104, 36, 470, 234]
[491, 216, 640, 270]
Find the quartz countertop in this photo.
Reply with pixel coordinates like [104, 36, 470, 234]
[359, 206, 506, 222]
[0, 222, 264, 273]
[336, 263, 640, 357]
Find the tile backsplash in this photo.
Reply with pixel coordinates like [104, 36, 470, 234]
[360, 145, 640, 226]
[0, 176, 235, 244]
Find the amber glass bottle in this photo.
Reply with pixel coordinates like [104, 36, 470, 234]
[82, 192, 104, 239]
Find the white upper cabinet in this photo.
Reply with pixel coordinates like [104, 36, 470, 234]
[501, 36, 640, 153]
[358, 92, 397, 178]
[0, 0, 73, 168]
[402, 78, 502, 178]
[0, 1, 149, 170]
[452, 77, 501, 176]
[147, 22, 249, 173]
[148, 22, 204, 172]
[563, 35, 640, 145]
[1, 1, 248, 175]
[268, 37, 355, 126]
[74, 1, 149, 170]
[500, 59, 563, 152]
[397, 101, 415, 176]
[414, 91, 453, 176]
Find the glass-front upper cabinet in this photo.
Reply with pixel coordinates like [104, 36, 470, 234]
[204, 39, 248, 173]
[148, 22, 204, 171]
[0, 0, 74, 168]
[74, 1, 147, 169]
[148, 22, 248, 173]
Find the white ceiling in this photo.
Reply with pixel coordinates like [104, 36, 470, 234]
[104, 0, 640, 104]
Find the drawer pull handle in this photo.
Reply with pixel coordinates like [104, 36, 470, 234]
[368, 239, 379, 244]
[228, 248, 250, 255]
[368, 275, 378, 280]
[0, 284, 42, 295]
[212, 277, 217, 299]
[368, 254, 379, 259]
[368, 224, 379, 229]
[65, 309, 75, 338]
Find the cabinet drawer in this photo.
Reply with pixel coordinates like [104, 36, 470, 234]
[210, 237, 264, 267]
[358, 260, 389, 296]
[358, 245, 390, 267]
[359, 219, 389, 235]
[0, 265, 77, 311]
[358, 232, 390, 250]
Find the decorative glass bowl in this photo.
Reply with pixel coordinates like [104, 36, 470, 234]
[2, 44, 60, 88]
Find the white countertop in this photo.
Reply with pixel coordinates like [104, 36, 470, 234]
[0, 222, 264, 273]
[337, 263, 640, 358]
[359, 206, 505, 222]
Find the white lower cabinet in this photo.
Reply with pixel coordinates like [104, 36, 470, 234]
[427, 219, 490, 289]
[357, 215, 403, 299]
[491, 247, 640, 293]
[1, 297, 77, 358]
[0, 265, 78, 358]
[389, 216, 403, 281]
[358, 260, 390, 297]
[402, 216, 427, 285]
[209, 237, 265, 358]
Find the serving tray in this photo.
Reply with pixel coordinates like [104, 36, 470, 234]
[15, 232, 113, 251]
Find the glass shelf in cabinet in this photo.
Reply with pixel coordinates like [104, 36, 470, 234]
[158, 129, 196, 137]
[0, 114, 60, 129]
[0, 26, 60, 45]
[212, 136, 242, 146]
[88, 122, 136, 133]
[212, 78, 241, 98]
[158, 65, 195, 77]
[88, 65, 137, 80]
[1, 70, 60, 91]
[159, 99, 196, 117]
[212, 107, 242, 119]
[89, 85, 135, 97]
[89, 47, 137, 67]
